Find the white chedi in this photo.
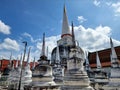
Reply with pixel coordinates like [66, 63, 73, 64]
[8, 64, 32, 85]
[62, 46, 94, 90]
[22, 65, 32, 84]
[31, 64, 56, 86]
[102, 38, 120, 90]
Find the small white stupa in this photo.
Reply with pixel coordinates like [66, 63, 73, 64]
[102, 38, 120, 90]
[8, 47, 32, 90]
[24, 33, 60, 90]
[93, 51, 108, 90]
[85, 52, 94, 86]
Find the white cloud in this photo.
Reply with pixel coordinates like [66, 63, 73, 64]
[22, 32, 40, 43]
[106, 2, 112, 6]
[77, 16, 87, 23]
[23, 32, 34, 42]
[111, 2, 120, 16]
[74, 25, 120, 51]
[23, 32, 31, 37]
[0, 20, 11, 34]
[0, 51, 11, 59]
[0, 51, 23, 60]
[93, 0, 101, 6]
[0, 38, 19, 51]
[95, 25, 111, 36]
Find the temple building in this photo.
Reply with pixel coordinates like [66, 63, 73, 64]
[0, 59, 38, 72]
[89, 46, 120, 74]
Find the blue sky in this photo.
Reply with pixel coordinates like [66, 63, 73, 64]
[0, 0, 120, 61]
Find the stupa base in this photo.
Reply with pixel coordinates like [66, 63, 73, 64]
[102, 85, 120, 90]
[61, 86, 94, 90]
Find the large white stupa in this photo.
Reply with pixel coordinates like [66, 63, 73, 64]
[61, 22, 94, 90]
[51, 5, 94, 90]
